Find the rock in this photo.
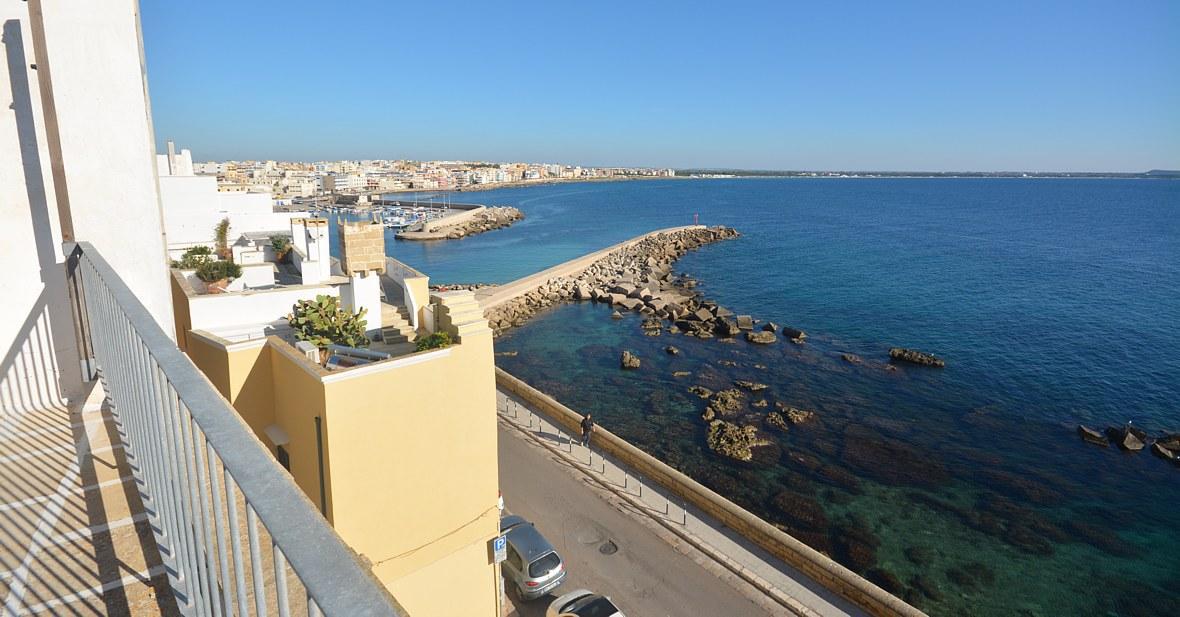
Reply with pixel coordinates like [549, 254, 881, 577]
[688, 385, 713, 399]
[1157, 433, 1180, 450]
[888, 347, 945, 368]
[843, 425, 950, 488]
[1106, 424, 1146, 451]
[909, 575, 943, 601]
[610, 310, 624, 320]
[707, 388, 746, 418]
[840, 353, 862, 365]
[1077, 425, 1108, 447]
[761, 322, 778, 332]
[775, 403, 815, 425]
[752, 399, 768, 408]
[664, 345, 680, 355]
[620, 350, 641, 370]
[765, 411, 789, 432]
[1064, 519, 1140, 558]
[715, 319, 740, 337]
[494, 351, 518, 357]
[1152, 441, 1178, 463]
[781, 326, 807, 341]
[746, 331, 777, 344]
[706, 420, 773, 462]
[718, 360, 738, 367]
[672, 371, 691, 378]
[733, 380, 768, 392]
[736, 315, 754, 330]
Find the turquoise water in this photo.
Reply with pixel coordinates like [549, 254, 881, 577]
[336, 178, 1180, 615]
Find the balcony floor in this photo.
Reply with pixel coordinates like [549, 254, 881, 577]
[0, 383, 178, 616]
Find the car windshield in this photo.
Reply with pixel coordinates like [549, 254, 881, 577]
[527, 552, 560, 578]
[568, 596, 619, 617]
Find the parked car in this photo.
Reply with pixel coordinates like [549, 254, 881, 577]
[546, 589, 625, 617]
[500, 515, 567, 600]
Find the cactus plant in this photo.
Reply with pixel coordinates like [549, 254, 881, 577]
[214, 217, 232, 259]
[286, 295, 369, 350]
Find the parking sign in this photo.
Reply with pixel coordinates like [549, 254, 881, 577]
[491, 535, 507, 564]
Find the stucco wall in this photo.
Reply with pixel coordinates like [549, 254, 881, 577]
[0, 9, 76, 414]
[32, 0, 174, 336]
[186, 285, 338, 333]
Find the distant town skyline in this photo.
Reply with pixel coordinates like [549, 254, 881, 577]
[141, 0, 1179, 172]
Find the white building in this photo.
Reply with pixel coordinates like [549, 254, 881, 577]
[157, 142, 306, 257]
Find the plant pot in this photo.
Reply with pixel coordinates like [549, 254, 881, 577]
[205, 278, 229, 294]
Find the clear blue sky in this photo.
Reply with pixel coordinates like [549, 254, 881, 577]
[141, 1, 1179, 171]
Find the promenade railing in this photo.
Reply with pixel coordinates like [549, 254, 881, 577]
[66, 242, 404, 617]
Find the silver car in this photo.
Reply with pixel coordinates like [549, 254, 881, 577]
[501, 515, 567, 600]
[546, 589, 626, 617]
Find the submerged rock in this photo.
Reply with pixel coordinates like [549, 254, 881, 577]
[620, 350, 641, 369]
[771, 491, 828, 531]
[1077, 424, 1108, 447]
[840, 353, 863, 365]
[672, 371, 691, 378]
[888, 347, 946, 367]
[688, 385, 713, 399]
[664, 345, 680, 355]
[775, 402, 816, 425]
[733, 380, 768, 392]
[1152, 441, 1179, 464]
[746, 330, 777, 344]
[765, 411, 789, 432]
[752, 399, 768, 408]
[707, 388, 746, 418]
[706, 420, 773, 462]
[610, 310, 624, 320]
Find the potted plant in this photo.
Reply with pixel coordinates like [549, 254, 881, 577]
[286, 295, 369, 363]
[171, 245, 214, 269]
[270, 235, 292, 263]
[195, 260, 242, 294]
[214, 217, 232, 260]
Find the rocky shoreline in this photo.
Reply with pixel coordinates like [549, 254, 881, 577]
[484, 226, 775, 337]
[398, 206, 524, 241]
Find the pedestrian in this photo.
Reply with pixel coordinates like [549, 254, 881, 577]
[580, 413, 595, 448]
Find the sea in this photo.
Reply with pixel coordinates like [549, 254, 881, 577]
[329, 178, 1180, 616]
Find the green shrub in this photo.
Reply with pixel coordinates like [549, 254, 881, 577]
[195, 259, 243, 283]
[172, 245, 214, 269]
[270, 235, 291, 253]
[287, 295, 369, 349]
[415, 331, 452, 352]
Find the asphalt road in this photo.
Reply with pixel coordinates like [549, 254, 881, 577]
[498, 422, 772, 617]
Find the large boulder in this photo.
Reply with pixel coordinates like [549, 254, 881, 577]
[620, 350, 641, 370]
[776, 403, 815, 425]
[736, 315, 755, 330]
[1077, 425, 1108, 447]
[746, 331, 777, 344]
[715, 319, 740, 338]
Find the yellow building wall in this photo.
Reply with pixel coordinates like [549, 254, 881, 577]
[186, 333, 276, 448]
[268, 340, 332, 518]
[379, 536, 501, 617]
[322, 328, 499, 616]
[169, 271, 195, 351]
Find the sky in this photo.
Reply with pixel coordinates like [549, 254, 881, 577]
[140, 1, 1180, 172]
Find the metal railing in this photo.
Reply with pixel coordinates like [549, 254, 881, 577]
[66, 242, 404, 617]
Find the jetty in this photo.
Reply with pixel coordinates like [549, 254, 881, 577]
[476, 225, 704, 310]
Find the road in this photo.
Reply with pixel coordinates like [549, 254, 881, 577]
[498, 421, 772, 617]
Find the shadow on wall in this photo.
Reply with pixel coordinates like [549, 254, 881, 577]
[1, 19, 79, 415]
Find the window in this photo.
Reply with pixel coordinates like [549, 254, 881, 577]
[528, 552, 560, 578]
[506, 545, 523, 572]
[276, 445, 290, 470]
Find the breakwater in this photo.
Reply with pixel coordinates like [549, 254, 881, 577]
[396, 206, 524, 241]
[482, 225, 741, 336]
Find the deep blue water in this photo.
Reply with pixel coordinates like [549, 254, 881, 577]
[334, 178, 1180, 615]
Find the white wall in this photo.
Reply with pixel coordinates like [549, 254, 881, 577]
[340, 272, 383, 333]
[33, 0, 174, 337]
[159, 174, 303, 248]
[0, 9, 77, 413]
[187, 286, 339, 333]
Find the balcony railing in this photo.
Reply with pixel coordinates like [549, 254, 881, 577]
[66, 242, 404, 617]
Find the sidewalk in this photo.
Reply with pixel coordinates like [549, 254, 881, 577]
[496, 388, 865, 617]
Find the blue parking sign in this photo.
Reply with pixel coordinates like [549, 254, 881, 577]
[492, 535, 507, 564]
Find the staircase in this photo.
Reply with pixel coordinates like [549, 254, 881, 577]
[380, 302, 418, 345]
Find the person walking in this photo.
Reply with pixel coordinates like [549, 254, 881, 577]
[580, 413, 595, 448]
